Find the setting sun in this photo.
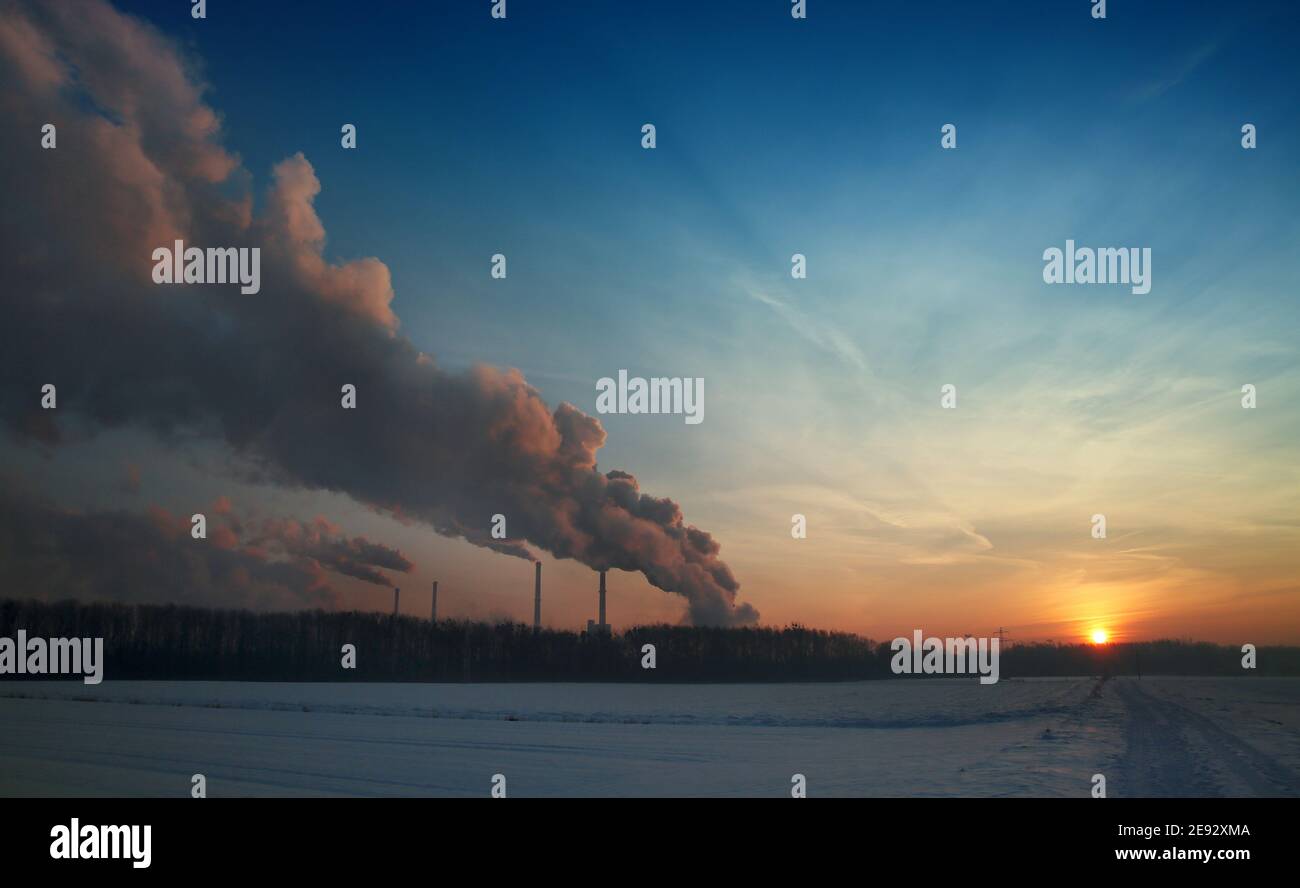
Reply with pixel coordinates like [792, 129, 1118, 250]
[1091, 629, 1109, 645]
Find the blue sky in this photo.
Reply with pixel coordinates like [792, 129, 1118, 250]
[13, 0, 1300, 639]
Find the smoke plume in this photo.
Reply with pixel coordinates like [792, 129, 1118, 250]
[0, 484, 415, 610]
[0, 0, 756, 625]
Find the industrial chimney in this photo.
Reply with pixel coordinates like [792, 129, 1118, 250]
[431, 581, 438, 623]
[598, 569, 607, 628]
[533, 562, 542, 631]
[393, 587, 400, 617]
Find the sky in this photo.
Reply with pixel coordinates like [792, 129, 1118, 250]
[1, 0, 1298, 643]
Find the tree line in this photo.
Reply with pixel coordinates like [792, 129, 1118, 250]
[3, 598, 1296, 682]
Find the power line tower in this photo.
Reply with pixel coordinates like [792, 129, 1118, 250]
[996, 627, 1010, 679]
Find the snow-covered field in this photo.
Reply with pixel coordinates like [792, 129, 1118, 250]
[1, 677, 1295, 797]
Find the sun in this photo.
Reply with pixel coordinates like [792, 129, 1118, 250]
[1090, 629, 1109, 645]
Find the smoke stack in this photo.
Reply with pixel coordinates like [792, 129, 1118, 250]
[431, 581, 438, 623]
[599, 569, 607, 627]
[533, 562, 542, 631]
[393, 587, 400, 617]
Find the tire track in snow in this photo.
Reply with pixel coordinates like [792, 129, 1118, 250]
[1114, 678, 1300, 798]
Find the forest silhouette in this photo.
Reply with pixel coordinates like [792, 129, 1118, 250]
[3, 599, 1296, 682]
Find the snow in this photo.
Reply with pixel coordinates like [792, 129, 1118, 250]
[1, 676, 1294, 797]
[1112, 676, 1300, 797]
[1132, 677, 1300, 774]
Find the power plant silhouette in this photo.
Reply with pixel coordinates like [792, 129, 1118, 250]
[419, 565, 611, 633]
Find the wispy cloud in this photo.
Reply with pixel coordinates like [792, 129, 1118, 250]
[742, 285, 874, 378]
[1130, 42, 1221, 103]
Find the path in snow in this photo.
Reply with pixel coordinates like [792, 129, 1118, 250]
[1112, 677, 1300, 798]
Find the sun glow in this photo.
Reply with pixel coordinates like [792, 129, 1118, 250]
[1090, 629, 1109, 645]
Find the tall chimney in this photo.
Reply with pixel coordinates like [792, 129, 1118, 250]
[393, 587, 400, 617]
[533, 562, 542, 631]
[599, 569, 607, 627]
[431, 581, 438, 623]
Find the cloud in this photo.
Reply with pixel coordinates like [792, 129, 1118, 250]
[0, 483, 350, 610]
[251, 515, 414, 587]
[743, 285, 873, 377]
[1130, 42, 1220, 104]
[0, 0, 755, 626]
